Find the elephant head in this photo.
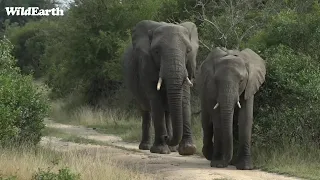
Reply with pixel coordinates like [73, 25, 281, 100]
[205, 47, 266, 158]
[131, 20, 199, 146]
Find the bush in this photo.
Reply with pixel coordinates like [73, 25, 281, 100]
[0, 38, 49, 145]
[32, 167, 80, 180]
[6, 19, 58, 78]
[238, 2, 320, 148]
[253, 45, 320, 147]
[246, 2, 320, 56]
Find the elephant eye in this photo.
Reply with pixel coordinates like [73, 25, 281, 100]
[240, 77, 245, 83]
[187, 48, 192, 53]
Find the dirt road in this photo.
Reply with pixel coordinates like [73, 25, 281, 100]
[42, 120, 303, 180]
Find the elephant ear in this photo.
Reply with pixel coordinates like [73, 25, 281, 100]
[179, 22, 199, 80]
[239, 48, 266, 100]
[131, 20, 164, 80]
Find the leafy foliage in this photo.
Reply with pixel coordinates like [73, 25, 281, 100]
[32, 167, 80, 180]
[40, 0, 163, 105]
[253, 45, 320, 147]
[0, 38, 49, 146]
[6, 19, 58, 78]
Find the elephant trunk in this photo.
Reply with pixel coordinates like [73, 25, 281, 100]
[162, 51, 186, 146]
[218, 85, 238, 162]
[166, 79, 183, 146]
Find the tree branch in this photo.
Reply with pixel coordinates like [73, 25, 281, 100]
[199, 39, 211, 51]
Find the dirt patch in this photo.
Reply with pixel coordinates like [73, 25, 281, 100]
[43, 119, 303, 180]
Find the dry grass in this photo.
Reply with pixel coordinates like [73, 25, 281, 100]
[49, 99, 145, 142]
[0, 145, 155, 180]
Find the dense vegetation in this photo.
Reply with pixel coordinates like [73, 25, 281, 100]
[0, 38, 48, 146]
[2, 0, 320, 178]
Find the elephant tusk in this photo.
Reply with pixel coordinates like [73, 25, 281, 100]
[186, 77, 193, 87]
[157, 77, 162, 90]
[213, 103, 219, 109]
[237, 101, 241, 108]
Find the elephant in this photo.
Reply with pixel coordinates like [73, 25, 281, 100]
[122, 20, 199, 155]
[196, 47, 266, 170]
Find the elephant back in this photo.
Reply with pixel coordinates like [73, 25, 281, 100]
[239, 48, 266, 68]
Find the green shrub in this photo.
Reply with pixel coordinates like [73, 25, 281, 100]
[246, 2, 320, 57]
[32, 167, 80, 180]
[253, 45, 320, 147]
[6, 19, 58, 78]
[240, 2, 320, 148]
[0, 38, 49, 145]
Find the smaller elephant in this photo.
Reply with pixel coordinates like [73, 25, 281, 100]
[197, 47, 266, 170]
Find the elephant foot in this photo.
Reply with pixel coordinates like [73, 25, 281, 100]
[178, 141, 197, 156]
[139, 142, 151, 150]
[169, 145, 178, 152]
[150, 144, 171, 154]
[210, 160, 229, 168]
[236, 156, 253, 170]
[202, 145, 213, 160]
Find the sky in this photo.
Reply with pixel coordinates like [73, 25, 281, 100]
[55, 0, 74, 9]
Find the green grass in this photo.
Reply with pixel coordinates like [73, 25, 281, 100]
[49, 99, 320, 180]
[253, 143, 320, 180]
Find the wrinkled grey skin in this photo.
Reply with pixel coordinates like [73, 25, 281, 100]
[123, 20, 199, 155]
[196, 47, 266, 170]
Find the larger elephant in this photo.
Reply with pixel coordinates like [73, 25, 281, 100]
[196, 47, 266, 169]
[123, 20, 199, 155]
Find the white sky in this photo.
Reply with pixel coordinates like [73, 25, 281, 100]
[55, 0, 73, 9]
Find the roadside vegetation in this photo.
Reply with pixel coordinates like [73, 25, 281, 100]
[0, 28, 155, 180]
[2, 0, 320, 179]
[0, 145, 154, 180]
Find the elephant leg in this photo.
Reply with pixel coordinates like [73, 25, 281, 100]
[210, 110, 225, 167]
[201, 108, 213, 160]
[139, 110, 152, 150]
[150, 97, 171, 154]
[236, 96, 254, 170]
[178, 85, 196, 156]
[165, 111, 178, 152]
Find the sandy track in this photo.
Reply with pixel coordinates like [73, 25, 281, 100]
[42, 119, 303, 180]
